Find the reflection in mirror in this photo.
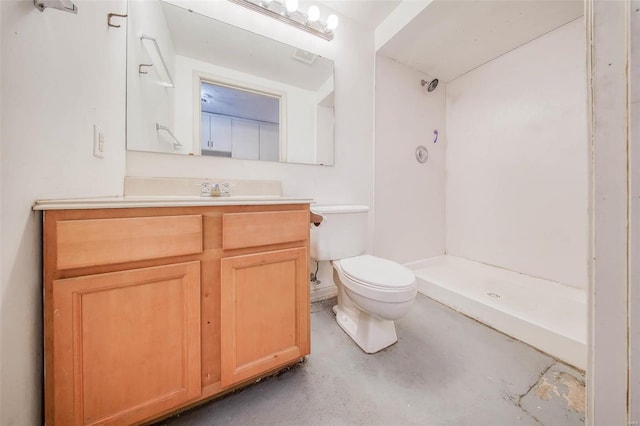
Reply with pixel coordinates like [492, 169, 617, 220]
[200, 81, 280, 161]
[126, 0, 335, 165]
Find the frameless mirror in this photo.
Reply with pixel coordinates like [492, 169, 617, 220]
[126, 0, 335, 165]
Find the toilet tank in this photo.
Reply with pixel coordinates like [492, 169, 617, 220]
[310, 205, 369, 261]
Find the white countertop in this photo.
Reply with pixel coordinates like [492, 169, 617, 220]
[32, 195, 314, 210]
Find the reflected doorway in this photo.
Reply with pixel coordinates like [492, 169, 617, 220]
[200, 81, 281, 161]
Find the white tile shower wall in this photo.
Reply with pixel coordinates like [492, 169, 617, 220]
[445, 19, 589, 289]
[0, 1, 128, 424]
[127, 0, 375, 212]
[373, 55, 446, 263]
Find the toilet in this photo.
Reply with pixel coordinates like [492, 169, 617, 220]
[310, 205, 417, 353]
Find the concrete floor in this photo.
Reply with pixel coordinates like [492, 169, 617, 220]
[157, 295, 585, 426]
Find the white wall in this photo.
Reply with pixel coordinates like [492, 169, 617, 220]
[587, 1, 630, 422]
[0, 1, 127, 424]
[373, 55, 446, 263]
[316, 104, 334, 165]
[314, 77, 335, 166]
[0, 1, 3, 417]
[445, 19, 588, 288]
[128, 1, 375, 210]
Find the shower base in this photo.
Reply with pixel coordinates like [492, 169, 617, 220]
[407, 255, 586, 370]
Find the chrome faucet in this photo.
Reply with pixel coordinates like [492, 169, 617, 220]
[200, 181, 231, 197]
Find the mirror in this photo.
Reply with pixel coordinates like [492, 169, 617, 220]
[126, 0, 335, 165]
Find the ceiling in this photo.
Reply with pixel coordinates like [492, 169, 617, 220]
[164, 0, 583, 88]
[376, 0, 584, 82]
[318, 0, 583, 83]
[318, 0, 402, 29]
[201, 82, 280, 124]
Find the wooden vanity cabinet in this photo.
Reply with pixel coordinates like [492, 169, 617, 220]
[219, 210, 310, 388]
[220, 247, 308, 387]
[43, 204, 310, 425]
[50, 262, 202, 426]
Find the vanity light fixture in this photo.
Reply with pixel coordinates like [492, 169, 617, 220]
[306, 5, 319, 24]
[228, 0, 338, 41]
[284, 0, 298, 16]
[326, 14, 339, 32]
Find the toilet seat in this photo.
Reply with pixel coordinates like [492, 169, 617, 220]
[335, 255, 417, 304]
[340, 255, 415, 290]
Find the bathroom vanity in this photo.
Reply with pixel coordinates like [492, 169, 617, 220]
[35, 196, 312, 425]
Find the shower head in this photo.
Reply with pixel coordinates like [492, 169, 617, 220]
[420, 78, 439, 92]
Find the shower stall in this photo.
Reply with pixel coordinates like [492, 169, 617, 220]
[374, 8, 588, 370]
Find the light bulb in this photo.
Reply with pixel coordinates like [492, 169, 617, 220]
[307, 5, 319, 22]
[326, 14, 339, 31]
[285, 0, 298, 13]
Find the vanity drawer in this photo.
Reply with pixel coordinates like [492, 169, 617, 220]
[56, 215, 203, 269]
[222, 210, 308, 250]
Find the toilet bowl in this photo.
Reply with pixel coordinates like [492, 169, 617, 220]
[309, 205, 417, 353]
[331, 255, 417, 353]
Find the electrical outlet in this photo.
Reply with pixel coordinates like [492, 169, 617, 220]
[93, 125, 105, 158]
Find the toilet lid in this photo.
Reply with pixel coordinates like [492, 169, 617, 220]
[340, 255, 415, 289]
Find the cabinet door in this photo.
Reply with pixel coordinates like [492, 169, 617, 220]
[201, 112, 211, 151]
[259, 123, 279, 162]
[51, 262, 201, 425]
[220, 247, 309, 387]
[202, 112, 232, 153]
[210, 115, 232, 152]
[231, 119, 260, 160]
